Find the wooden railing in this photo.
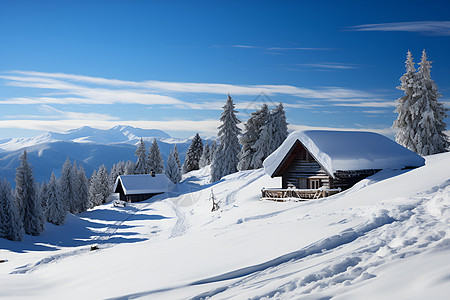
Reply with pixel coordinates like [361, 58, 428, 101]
[260, 187, 341, 202]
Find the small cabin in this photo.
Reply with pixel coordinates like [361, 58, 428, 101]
[114, 174, 175, 202]
[262, 130, 425, 200]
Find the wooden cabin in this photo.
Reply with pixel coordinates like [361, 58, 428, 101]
[262, 130, 425, 201]
[114, 174, 174, 202]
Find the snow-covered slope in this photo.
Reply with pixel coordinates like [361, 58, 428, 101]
[0, 152, 449, 299]
[0, 125, 178, 152]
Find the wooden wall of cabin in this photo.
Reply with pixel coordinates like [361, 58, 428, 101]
[126, 192, 162, 202]
[332, 169, 380, 190]
[280, 151, 331, 189]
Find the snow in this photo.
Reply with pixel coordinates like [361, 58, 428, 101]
[264, 130, 425, 177]
[0, 152, 449, 299]
[114, 174, 175, 195]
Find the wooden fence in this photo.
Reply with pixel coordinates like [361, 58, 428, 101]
[260, 188, 341, 202]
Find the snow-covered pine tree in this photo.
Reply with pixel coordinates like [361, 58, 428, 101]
[238, 104, 269, 171]
[0, 179, 23, 241]
[173, 144, 181, 171]
[413, 50, 449, 155]
[76, 166, 90, 212]
[148, 138, 164, 174]
[199, 142, 210, 168]
[252, 102, 288, 168]
[393, 50, 420, 153]
[182, 133, 204, 173]
[124, 160, 136, 175]
[59, 158, 75, 213]
[88, 169, 98, 207]
[165, 145, 182, 184]
[211, 94, 241, 182]
[134, 138, 149, 174]
[15, 150, 44, 236]
[271, 101, 289, 150]
[109, 161, 124, 192]
[90, 165, 110, 205]
[209, 140, 217, 163]
[40, 182, 49, 220]
[46, 172, 66, 225]
[71, 161, 83, 214]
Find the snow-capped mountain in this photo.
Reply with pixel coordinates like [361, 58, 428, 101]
[0, 126, 193, 185]
[0, 125, 180, 152]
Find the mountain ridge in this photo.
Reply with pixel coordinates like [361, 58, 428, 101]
[0, 125, 182, 152]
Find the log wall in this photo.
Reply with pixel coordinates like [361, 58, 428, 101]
[281, 155, 331, 189]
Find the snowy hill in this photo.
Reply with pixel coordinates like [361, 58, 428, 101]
[0, 152, 449, 299]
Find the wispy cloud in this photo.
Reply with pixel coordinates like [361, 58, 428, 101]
[231, 45, 258, 49]
[229, 45, 332, 51]
[266, 47, 333, 51]
[333, 101, 395, 108]
[347, 21, 450, 36]
[300, 63, 359, 70]
[0, 71, 390, 110]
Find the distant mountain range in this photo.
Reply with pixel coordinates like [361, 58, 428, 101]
[0, 125, 196, 186]
[0, 125, 186, 152]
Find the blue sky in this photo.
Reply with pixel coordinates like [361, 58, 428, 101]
[1, 0, 449, 139]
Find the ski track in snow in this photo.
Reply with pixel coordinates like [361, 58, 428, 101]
[170, 200, 188, 238]
[187, 180, 450, 299]
[10, 201, 155, 275]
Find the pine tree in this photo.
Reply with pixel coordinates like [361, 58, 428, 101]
[109, 161, 125, 192]
[71, 161, 82, 214]
[46, 173, 66, 225]
[76, 166, 90, 212]
[15, 150, 44, 236]
[209, 140, 217, 163]
[148, 138, 164, 174]
[89, 165, 110, 206]
[124, 161, 136, 175]
[211, 94, 241, 182]
[88, 169, 98, 207]
[134, 138, 149, 174]
[199, 142, 210, 168]
[252, 102, 288, 168]
[166, 145, 182, 184]
[393, 50, 420, 153]
[173, 144, 181, 171]
[40, 182, 49, 220]
[271, 102, 289, 149]
[0, 179, 23, 241]
[413, 50, 449, 155]
[59, 158, 75, 213]
[238, 104, 269, 171]
[182, 133, 204, 173]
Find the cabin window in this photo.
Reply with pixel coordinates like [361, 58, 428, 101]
[309, 178, 321, 189]
[298, 177, 307, 189]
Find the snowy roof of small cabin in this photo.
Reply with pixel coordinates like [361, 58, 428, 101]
[114, 174, 175, 195]
[263, 130, 425, 177]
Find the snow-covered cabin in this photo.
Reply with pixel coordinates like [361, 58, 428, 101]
[114, 174, 175, 202]
[263, 130, 425, 193]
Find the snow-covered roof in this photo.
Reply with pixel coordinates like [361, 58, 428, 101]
[114, 174, 175, 195]
[264, 130, 425, 177]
